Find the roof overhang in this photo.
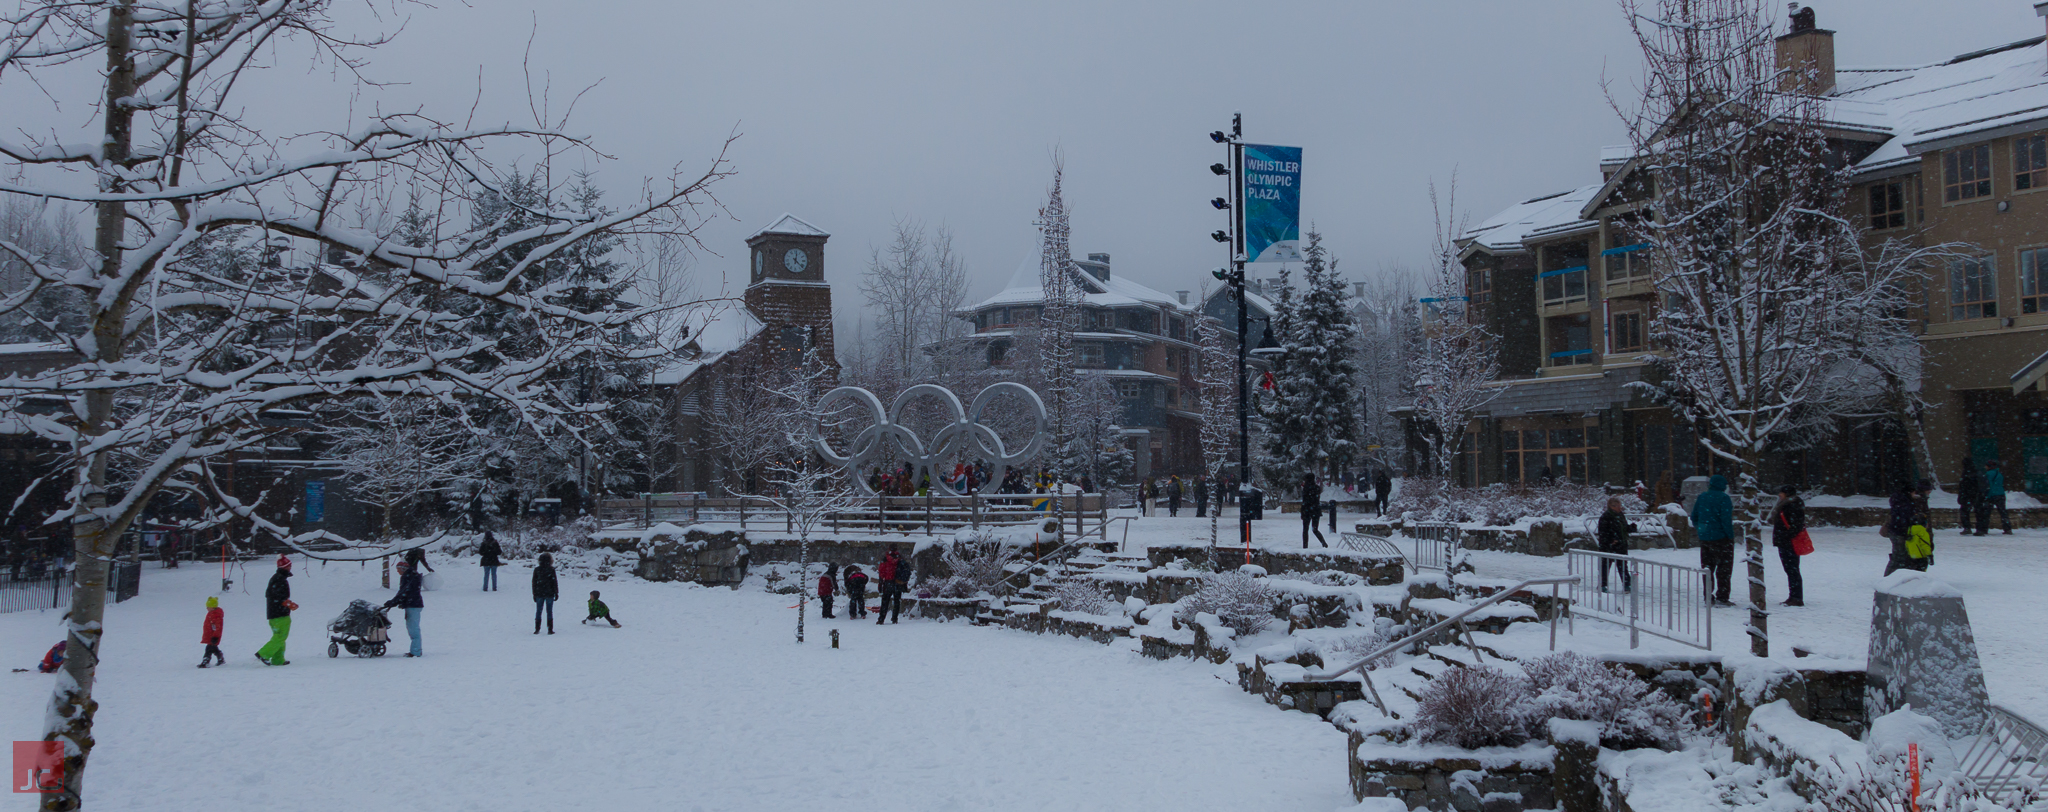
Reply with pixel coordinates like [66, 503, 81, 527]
[1905, 113, 2048, 157]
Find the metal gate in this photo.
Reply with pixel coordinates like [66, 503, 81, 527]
[1564, 549, 1712, 649]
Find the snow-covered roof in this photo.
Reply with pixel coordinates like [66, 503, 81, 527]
[649, 303, 764, 385]
[1832, 37, 2048, 160]
[1459, 184, 1604, 254]
[967, 255, 1191, 313]
[748, 213, 829, 240]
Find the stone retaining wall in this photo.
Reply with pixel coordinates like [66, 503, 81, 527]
[1351, 742, 1558, 812]
[1145, 543, 1404, 585]
[1806, 504, 2048, 529]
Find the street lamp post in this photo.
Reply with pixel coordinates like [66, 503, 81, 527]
[1209, 114, 1251, 554]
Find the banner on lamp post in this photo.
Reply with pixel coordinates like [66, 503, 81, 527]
[1240, 143, 1303, 264]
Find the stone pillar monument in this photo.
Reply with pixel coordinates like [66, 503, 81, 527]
[1865, 571, 1990, 739]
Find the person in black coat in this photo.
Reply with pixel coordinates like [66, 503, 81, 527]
[844, 565, 869, 619]
[1954, 457, 1985, 536]
[1769, 485, 1806, 606]
[1595, 497, 1635, 592]
[1372, 470, 1392, 516]
[1300, 473, 1327, 548]
[479, 531, 503, 592]
[532, 552, 559, 634]
[255, 556, 294, 665]
[1193, 475, 1209, 519]
[383, 560, 426, 656]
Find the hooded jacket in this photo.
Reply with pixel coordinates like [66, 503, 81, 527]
[1689, 475, 1734, 543]
[265, 568, 293, 620]
[531, 557, 559, 601]
[385, 568, 424, 610]
[479, 533, 503, 567]
[202, 602, 224, 644]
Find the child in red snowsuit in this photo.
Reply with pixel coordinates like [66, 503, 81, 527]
[818, 564, 837, 619]
[199, 596, 225, 668]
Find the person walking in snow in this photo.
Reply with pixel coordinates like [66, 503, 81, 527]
[1770, 485, 1806, 606]
[1955, 456, 1985, 536]
[532, 552, 559, 634]
[1300, 473, 1327, 548]
[584, 590, 621, 627]
[875, 548, 906, 625]
[819, 564, 837, 619]
[479, 530, 503, 592]
[1982, 459, 2013, 535]
[1596, 497, 1634, 593]
[1372, 469, 1392, 517]
[383, 559, 426, 657]
[255, 555, 296, 665]
[844, 565, 869, 619]
[1883, 480, 1934, 576]
[1193, 475, 1209, 519]
[198, 596, 225, 668]
[1689, 474, 1735, 606]
[1166, 476, 1183, 517]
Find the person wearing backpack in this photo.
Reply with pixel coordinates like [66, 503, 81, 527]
[1770, 485, 1807, 607]
[1883, 480, 1933, 576]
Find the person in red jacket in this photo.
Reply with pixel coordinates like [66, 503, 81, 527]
[875, 548, 905, 625]
[818, 563, 837, 619]
[198, 595, 225, 668]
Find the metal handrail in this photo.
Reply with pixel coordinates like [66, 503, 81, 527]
[1954, 704, 2048, 804]
[1316, 575, 1578, 694]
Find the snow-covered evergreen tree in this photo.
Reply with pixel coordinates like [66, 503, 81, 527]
[1036, 161, 1084, 505]
[1060, 372, 1134, 491]
[1258, 230, 1361, 490]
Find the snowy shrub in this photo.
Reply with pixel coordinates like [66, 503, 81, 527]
[1175, 571, 1278, 636]
[927, 533, 1025, 599]
[1410, 665, 1535, 749]
[1393, 480, 1643, 526]
[1522, 652, 1693, 750]
[1320, 618, 1403, 671]
[1053, 578, 1114, 615]
[1297, 570, 1366, 588]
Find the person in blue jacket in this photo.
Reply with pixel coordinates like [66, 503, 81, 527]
[1979, 460, 2013, 536]
[1690, 474, 1735, 607]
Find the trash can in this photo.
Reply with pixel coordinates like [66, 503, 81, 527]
[1240, 486, 1264, 521]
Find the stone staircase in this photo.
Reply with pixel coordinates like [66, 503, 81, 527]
[1012, 550, 1151, 604]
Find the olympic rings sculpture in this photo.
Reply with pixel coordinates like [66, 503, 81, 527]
[812, 382, 1047, 496]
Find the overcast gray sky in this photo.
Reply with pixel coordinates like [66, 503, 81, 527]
[9, 0, 2042, 339]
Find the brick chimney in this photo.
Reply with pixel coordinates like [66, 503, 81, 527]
[1775, 4, 1835, 95]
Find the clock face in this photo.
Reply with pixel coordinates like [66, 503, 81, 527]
[782, 248, 809, 275]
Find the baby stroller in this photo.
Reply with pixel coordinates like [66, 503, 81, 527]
[327, 599, 392, 658]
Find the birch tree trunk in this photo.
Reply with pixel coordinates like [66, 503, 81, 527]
[44, 3, 138, 806]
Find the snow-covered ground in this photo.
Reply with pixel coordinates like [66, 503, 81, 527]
[0, 557, 1351, 811]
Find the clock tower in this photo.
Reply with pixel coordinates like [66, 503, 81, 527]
[742, 213, 836, 365]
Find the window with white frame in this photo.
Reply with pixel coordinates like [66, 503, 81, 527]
[1116, 381, 1143, 401]
[1077, 344, 1104, 366]
[1949, 256, 1998, 321]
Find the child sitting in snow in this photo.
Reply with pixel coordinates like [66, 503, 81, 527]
[583, 590, 621, 627]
